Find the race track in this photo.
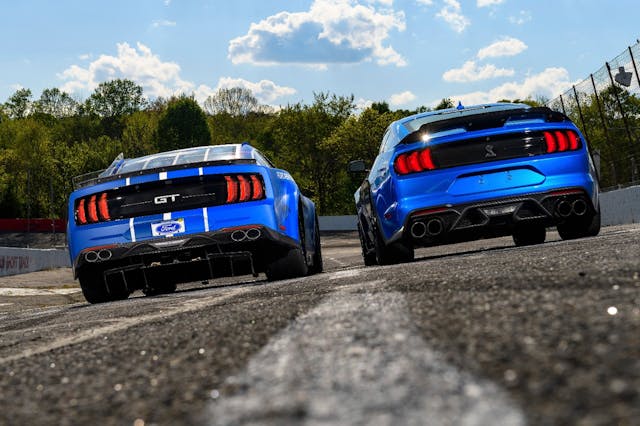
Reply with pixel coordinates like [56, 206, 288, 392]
[0, 225, 639, 425]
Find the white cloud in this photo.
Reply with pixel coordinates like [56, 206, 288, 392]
[58, 42, 196, 99]
[57, 42, 298, 107]
[509, 10, 531, 25]
[152, 19, 176, 28]
[78, 53, 91, 60]
[228, 0, 407, 67]
[443, 60, 514, 82]
[389, 90, 416, 106]
[477, 0, 505, 7]
[477, 37, 527, 59]
[447, 67, 575, 105]
[436, 0, 470, 33]
[215, 77, 296, 104]
[416, 0, 434, 5]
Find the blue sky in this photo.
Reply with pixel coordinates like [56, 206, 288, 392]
[1, 0, 638, 110]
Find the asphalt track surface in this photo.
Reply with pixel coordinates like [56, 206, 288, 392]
[0, 225, 639, 425]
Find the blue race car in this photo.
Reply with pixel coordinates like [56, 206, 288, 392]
[68, 143, 322, 303]
[349, 103, 600, 265]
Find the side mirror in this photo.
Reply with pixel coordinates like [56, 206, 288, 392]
[348, 160, 368, 173]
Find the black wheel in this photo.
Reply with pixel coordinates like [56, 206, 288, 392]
[78, 270, 111, 304]
[512, 224, 546, 246]
[308, 214, 323, 275]
[266, 248, 308, 281]
[557, 207, 601, 240]
[358, 221, 377, 266]
[266, 209, 309, 281]
[373, 225, 414, 265]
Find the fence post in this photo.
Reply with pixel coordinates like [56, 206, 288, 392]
[629, 45, 640, 88]
[590, 73, 617, 185]
[572, 85, 590, 142]
[559, 94, 567, 115]
[606, 62, 637, 182]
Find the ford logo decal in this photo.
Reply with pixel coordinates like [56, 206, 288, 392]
[158, 223, 180, 233]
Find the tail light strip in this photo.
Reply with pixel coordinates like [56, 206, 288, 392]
[395, 129, 583, 176]
[75, 173, 266, 225]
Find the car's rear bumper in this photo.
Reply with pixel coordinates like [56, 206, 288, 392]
[73, 225, 299, 288]
[398, 187, 597, 246]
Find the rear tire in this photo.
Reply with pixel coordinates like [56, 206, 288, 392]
[308, 215, 323, 275]
[557, 206, 601, 240]
[512, 224, 546, 246]
[374, 226, 414, 265]
[266, 248, 308, 281]
[358, 222, 377, 266]
[79, 270, 111, 304]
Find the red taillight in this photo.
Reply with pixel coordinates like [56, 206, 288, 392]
[238, 175, 251, 202]
[77, 199, 87, 224]
[395, 154, 410, 175]
[419, 149, 435, 170]
[98, 193, 110, 221]
[544, 130, 581, 154]
[226, 176, 238, 203]
[555, 131, 568, 152]
[394, 148, 436, 175]
[251, 175, 264, 200]
[87, 195, 98, 223]
[544, 132, 557, 153]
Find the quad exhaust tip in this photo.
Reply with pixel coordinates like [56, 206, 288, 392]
[410, 218, 444, 239]
[231, 228, 262, 242]
[84, 249, 112, 263]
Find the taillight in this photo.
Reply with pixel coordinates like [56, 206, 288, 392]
[394, 148, 436, 175]
[544, 130, 581, 154]
[224, 174, 265, 204]
[76, 192, 110, 225]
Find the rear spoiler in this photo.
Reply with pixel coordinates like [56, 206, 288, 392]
[72, 159, 258, 190]
[399, 107, 569, 145]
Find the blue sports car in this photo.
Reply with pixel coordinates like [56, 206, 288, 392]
[349, 103, 600, 265]
[68, 143, 322, 303]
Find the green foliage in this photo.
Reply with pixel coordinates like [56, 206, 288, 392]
[33, 88, 78, 118]
[3, 88, 33, 119]
[204, 87, 270, 116]
[157, 96, 211, 152]
[87, 79, 145, 118]
[434, 98, 454, 110]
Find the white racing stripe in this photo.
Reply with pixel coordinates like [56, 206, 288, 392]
[207, 290, 524, 426]
[129, 217, 136, 242]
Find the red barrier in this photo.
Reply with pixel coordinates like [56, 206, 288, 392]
[0, 219, 66, 233]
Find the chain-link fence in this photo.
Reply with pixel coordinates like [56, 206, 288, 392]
[547, 40, 640, 191]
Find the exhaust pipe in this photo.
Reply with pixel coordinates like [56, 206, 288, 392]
[84, 251, 99, 263]
[231, 230, 247, 242]
[246, 228, 261, 240]
[572, 199, 587, 216]
[556, 200, 572, 218]
[426, 218, 444, 236]
[98, 249, 112, 261]
[410, 221, 427, 239]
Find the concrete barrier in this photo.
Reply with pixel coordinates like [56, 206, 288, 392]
[318, 215, 358, 232]
[0, 247, 70, 277]
[600, 185, 640, 226]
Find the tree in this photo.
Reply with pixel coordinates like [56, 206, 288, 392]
[434, 98, 454, 110]
[4, 88, 33, 119]
[33, 88, 78, 118]
[87, 79, 145, 117]
[269, 92, 356, 214]
[157, 96, 211, 152]
[204, 87, 266, 116]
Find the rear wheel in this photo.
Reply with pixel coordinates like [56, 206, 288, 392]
[557, 206, 601, 240]
[512, 224, 546, 246]
[308, 214, 323, 275]
[79, 268, 130, 303]
[358, 221, 377, 266]
[373, 225, 414, 265]
[266, 248, 308, 281]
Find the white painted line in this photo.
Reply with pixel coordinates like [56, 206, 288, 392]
[206, 290, 524, 425]
[328, 257, 347, 267]
[0, 288, 248, 365]
[0, 288, 80, 297]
